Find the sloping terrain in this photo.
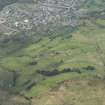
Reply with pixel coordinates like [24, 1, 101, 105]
[0, 0, 105, 105]
[32, 78, 105, 105]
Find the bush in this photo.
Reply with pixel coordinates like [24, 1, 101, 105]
[29, 61, 37, 65]
[83, 66, 95, 71]
[36, 69, 60, 76]
[37, 67, 81, 77]
[62, 68, 81, 73]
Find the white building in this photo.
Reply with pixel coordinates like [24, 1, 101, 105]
[0, 18, 6, 24]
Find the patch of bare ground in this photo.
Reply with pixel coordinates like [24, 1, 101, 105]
[32, 78, 105, 105]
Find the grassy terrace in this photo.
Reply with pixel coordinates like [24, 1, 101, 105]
[0, 22, 105, 97]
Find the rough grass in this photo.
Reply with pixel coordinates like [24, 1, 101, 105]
[0, 23, 105, 97]
[0, 8, 105, 101]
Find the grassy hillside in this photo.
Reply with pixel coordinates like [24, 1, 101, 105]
[0, 23, 105, 95]
[0, 0, 105, 104]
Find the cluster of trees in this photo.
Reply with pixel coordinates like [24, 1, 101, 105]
[37, 66, 96, 76]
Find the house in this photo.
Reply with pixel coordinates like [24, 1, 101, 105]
[0, 18, 6, 24]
